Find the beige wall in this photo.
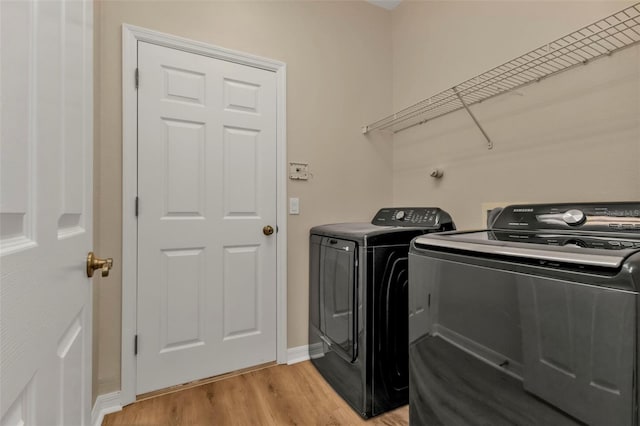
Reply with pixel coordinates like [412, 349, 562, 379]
[93, 0, 393, 396]
[391, 1, 640, 228]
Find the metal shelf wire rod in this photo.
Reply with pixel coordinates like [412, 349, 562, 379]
[362, 3, 640, 137]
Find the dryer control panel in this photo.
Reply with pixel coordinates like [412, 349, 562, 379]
[372, 207, 455, 230]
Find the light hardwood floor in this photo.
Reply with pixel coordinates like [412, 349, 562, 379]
[103, 361, 409, 426]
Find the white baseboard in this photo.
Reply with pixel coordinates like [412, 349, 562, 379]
[287, 345, 310, 365]
[91, 391, 122, 426]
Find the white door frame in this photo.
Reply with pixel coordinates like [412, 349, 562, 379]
[121, 24, 287, 405]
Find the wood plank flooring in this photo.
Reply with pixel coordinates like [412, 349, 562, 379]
[103, 361, 409, 426]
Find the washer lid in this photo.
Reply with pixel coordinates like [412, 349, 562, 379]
[413, 231, 639, 269]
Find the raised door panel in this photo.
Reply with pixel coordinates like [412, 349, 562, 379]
[224, 78, 259, 113]
[163, 119, 206, 218]
[160, 248, 206, 353]
[163, 66, 206, 105]
[223, 246, 260, 339]
[223, 127, 259, 216]
[0, 0, 35, 253]
[58, 0, 86, 238]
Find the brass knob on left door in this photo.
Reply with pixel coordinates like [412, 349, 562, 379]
[87, 252, 114, 278]
[263, 225, 274, 236]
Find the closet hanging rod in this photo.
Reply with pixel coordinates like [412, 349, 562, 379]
[362, 3, 640, 136]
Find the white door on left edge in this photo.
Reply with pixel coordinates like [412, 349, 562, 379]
[0, 0, 94, 425]
[136, 42, 278, 394]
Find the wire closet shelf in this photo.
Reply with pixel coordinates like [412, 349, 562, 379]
[362, 3, 640, 138]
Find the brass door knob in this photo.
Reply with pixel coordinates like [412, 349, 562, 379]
[87, 252, 114, 278]
[263, 225, 275, 236]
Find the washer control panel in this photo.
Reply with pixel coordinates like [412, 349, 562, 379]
[372, 207, 454, 229]
[492, 202, 640, 233]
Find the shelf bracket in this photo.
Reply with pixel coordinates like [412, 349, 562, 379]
[453, 87, 493, 150]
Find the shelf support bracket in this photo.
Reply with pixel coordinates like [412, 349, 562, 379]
[453, 87, 493, 150]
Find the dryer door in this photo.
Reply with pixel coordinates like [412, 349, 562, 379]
[319, 237, 358, 362]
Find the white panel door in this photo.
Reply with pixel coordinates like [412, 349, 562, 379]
[0, 0, 93, 425]
[137, 42, 277, 394]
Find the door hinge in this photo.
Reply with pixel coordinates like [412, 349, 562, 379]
[134, 334, 138, 356]
[135, 68, 139, 90]
[135, 196, 139, 217]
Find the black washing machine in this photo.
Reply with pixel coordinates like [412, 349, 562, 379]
[308, 207, 455, 418]
[409, 202, 640, 426]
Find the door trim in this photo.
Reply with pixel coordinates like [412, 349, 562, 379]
[121, 24, 287, 405]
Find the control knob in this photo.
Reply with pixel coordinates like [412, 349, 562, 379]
[394, 210, 406, 221]
[562, 209, 586, 226]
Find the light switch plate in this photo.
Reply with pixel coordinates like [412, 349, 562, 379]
[289, 197, 300, 215]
